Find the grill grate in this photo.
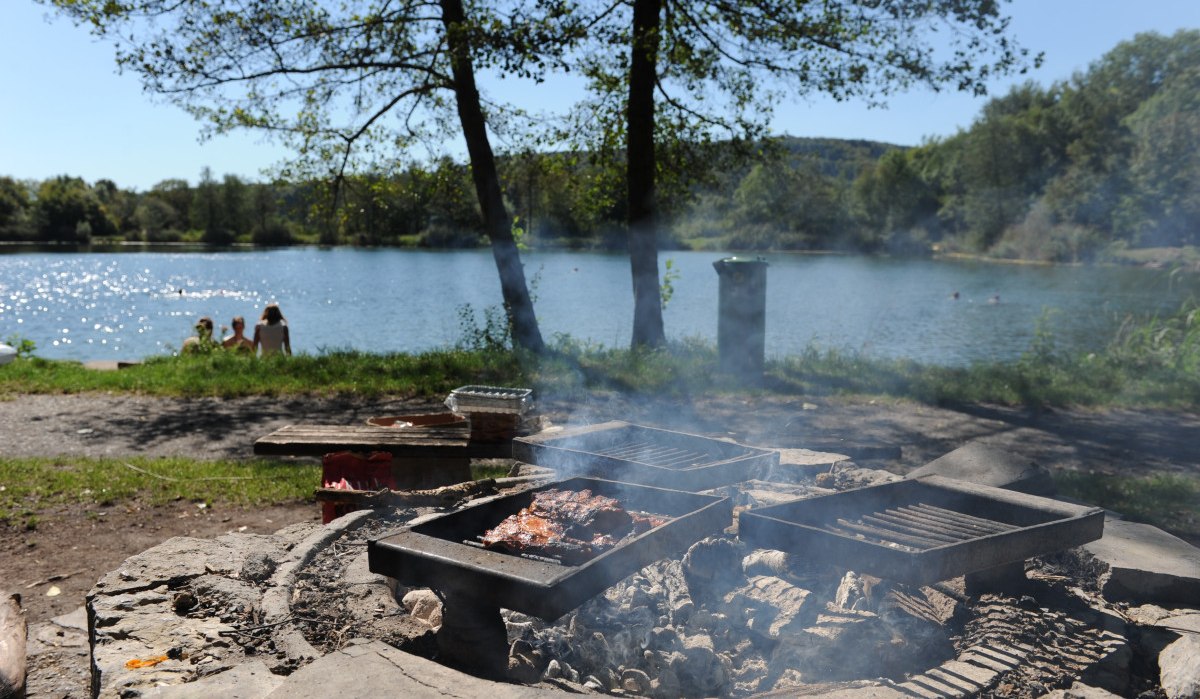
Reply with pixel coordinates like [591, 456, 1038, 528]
[513, 421, 779, 491]
[592, 439, 716, 469]
[824, 503, 1021, 552]
[738, 475, 1105, 587]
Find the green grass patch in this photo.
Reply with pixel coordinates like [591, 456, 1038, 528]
[1053, 470, 1200, 542]
[2, 300, 1199, 411]
[0, 456, 319, 522]
[0, 348, 526, 399]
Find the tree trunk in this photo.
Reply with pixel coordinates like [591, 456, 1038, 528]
[626, 0, 666, 348]
[439, 0, 546, 354]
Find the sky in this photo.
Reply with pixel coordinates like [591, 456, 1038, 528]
[3, 0, 1199, 192]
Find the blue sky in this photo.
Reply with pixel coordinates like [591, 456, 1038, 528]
[3, 0, 1198, 191]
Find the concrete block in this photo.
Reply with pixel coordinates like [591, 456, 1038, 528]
[1085, 518, 1200, 606]
[907, 442, 1056, 496]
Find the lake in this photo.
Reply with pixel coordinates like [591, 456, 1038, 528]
[2, 245, 1197, 366]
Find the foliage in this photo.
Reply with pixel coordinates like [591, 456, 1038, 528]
[3, 334, 37, 358]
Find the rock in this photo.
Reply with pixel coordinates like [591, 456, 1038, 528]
[402, 589, 443, 628]
[1085, 517, 1200, 606]
[264, 639, 572, 698]
[140, 658, 284, 698]
[907, 441, 1056, 496]
[240, 551, 277, 582]
[1, 591, 26, 699]
[1041, 685, 1124, 699]
[1160, 633, 1200, 699]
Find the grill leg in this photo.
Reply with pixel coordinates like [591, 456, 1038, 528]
[964, 561, 1030, 596]
[435, 591, 508, 680]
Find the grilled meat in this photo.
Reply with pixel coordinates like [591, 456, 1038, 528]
[481, 488, 667, 564]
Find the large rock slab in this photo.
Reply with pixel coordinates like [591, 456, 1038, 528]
[141, 658, 283, 698]
[1159, 634, 1200, 699]
[1085, 518, 1200, 606]
[906, 441, 1056, 496]
[265, 639, 572, 698]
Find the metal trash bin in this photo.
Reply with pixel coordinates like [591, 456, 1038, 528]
[712, 256, 768, 377]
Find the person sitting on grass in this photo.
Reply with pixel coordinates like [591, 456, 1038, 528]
[181, 317, 215, 354]
[222, 316, 254, 353]
[253, 303, 292, 357]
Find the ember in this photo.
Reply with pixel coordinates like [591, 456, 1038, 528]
[480, 488, 666, 564]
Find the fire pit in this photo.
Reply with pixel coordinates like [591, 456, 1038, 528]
[738, 475, 1105, 588]
[512, 421, 779, 491]
[368, 476, 731, 677]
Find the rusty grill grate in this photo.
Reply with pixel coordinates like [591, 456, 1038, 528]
[739, 475, 1104, 587]
[513, 421, 779, 491]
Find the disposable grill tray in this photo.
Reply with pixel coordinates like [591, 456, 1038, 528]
[368, 477, 731, 620]
[445, 385, 533, 414]
[738, 475, 1104, 587]
[513, 421, 779, 491]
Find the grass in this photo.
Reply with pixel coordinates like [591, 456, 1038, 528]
[1053, 471, 1200, 543]
[0, 455, 319, 524]
[2, 299, 1197, 410]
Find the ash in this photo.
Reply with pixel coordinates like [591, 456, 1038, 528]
[502, 538, 961, 696]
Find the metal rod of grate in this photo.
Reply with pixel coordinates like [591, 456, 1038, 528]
[822, 503, 1021, 551]
[595, 440, 716, 468]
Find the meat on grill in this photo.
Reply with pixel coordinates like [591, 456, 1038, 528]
[481, 488, 666, 564]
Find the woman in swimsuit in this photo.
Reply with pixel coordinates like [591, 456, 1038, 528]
[253, 303, 292, 357]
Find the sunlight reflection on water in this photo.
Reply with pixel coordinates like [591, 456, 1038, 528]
[1, 247, 1197, 365]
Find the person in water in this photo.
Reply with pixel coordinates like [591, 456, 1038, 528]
[253, 303, 292, 356]
[181, 317, 215, 353]
[222, 316, 254, 352]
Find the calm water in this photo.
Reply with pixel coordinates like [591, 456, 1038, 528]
[1, 246, 1197, 366]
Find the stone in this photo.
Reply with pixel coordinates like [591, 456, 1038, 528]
[90, 583, 242, 698]
[1041, 685, 1124, 699]
[266, 641, 574, 698]
[92, 534, 283, 595]
[403, 589, 443, 627]
[240, 551, 277, 582]
[1159, 634, 1200, 699]
[140, 658, 284, 698]
[907, 441, 1056, 496]
[1084, 517, 1200, 606]
[775, 447, 851, 469]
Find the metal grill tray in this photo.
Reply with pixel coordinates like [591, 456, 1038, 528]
[368, 477, 731, 620]
[738, 475, 1104, 587]
[446, 385, 533, 414]
[513, 421, 779, 491]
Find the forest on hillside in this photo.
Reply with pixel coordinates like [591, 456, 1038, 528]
[2, 31, 1196, 263]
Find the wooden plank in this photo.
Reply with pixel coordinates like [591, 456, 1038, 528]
[253, 424, 512, 459]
